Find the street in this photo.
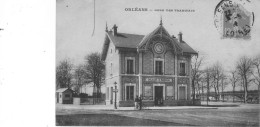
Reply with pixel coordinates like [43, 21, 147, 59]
[56, 102, 260, 126]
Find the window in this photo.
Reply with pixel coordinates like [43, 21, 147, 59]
[180, 62, 186, 76]
[178, 85, 187, 100]
[126, 86, 134, 100]
[126, 59, 134, 74]
[65, 94, 70, 98]
[106, 87, 109, 100]
[110, 63, 113, 76]
[125, 57, 135, 74]
[155, 61, 163, 75]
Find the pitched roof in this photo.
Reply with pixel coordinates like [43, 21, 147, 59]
[102, 25, 198, 60]
[107, 31, 144, 48]
[56, 88, 73, 93]
[177, 40, 197, 54]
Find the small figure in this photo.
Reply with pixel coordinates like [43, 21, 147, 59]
[134, 95, 139, 110]
[139, 96, 142, 110]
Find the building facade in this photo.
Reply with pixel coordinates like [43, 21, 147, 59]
[101, 21, 198, 107]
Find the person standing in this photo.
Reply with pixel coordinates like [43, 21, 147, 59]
[134, 95, 139, 110]
[139, 96, 142, 110]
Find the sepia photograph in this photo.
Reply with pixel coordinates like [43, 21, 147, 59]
[57, 0, 259, 126]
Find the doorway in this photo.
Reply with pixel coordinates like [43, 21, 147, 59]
[154, 86, 163, 106]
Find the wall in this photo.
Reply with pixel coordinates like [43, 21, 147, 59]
[105, 41, 120, 105]
[164, 51, 175, 75]
[142, 51, 153, 74]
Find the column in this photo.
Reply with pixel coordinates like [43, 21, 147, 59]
[118, 53, 122, 101]
[175, 54, 178, 100]
[139, 52, 143, 96]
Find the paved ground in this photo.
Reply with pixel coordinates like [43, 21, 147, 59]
[56, 101, 260, 126]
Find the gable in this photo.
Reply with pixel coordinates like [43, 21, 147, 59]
[137, 25, 183, 55]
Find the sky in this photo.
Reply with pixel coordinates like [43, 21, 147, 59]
[56, 0, 260, 91]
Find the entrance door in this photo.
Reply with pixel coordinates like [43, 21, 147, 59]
[179, 86, 186, 100]
[154, 86, 163, 106]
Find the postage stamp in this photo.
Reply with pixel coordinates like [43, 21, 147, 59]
[214, 0, 254, 39]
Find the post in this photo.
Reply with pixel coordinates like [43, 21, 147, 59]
[114, 81, 118, 109]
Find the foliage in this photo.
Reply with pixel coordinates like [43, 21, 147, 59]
[73, 64, 86, 93]
[84, 52, 105, 101]
[56, 59, 73, 89]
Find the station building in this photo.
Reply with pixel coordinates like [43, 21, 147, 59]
[101, 20, 198, 107]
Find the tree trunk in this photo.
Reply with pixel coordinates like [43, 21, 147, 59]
[214, 85, 217, 101]
[207, 74, 210, 106]
[258, 84, 260, 104]
[202, 85, 204, 101]
[233, 85, 235, 102]
[192, 79, 195, 104]
[244, 76, 248, 103]
[222, 79, 224, 102]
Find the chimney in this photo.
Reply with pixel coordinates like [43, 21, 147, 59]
[105, 22, 108, 32]
[112, 24, 118, 36]
[178, 32, 183, 42]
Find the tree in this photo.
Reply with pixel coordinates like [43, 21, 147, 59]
[84, 52, 105, 104]
[204, 67, 211, 106]
[73, 64, 86, 94]
[220, 73, 228, 102]
[210, 62, 224, 101]
[236, 56, 254, 103]
[56, 59, 73, 89]
[252, 54, 260, 103]
[229, 70, 239, 102]
[191, 56, 204, 104]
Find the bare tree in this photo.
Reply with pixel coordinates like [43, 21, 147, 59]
[200, 73, 207, 101]
[210, 62, 224, 101]
[252, 54, 260, 103]
[229, 70, 239, 102]
[220, 73, 228, 102]
[191, 56, 204, 104]
[73, 64, 86, 94]
[236, 56, 254, 103]
[56, 59, 73, 89]
[84, 52, 105, 104]
[204, 67, 211, 105]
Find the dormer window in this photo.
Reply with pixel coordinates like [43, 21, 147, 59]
[125, 57, 135, 74]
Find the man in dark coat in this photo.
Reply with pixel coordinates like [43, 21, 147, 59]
[134, 95, 139, 110]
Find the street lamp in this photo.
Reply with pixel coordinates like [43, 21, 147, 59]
[113, 81, 118, 109]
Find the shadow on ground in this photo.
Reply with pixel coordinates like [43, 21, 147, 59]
[56, 114, 194, 126]
[201, 104, 239, 107]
